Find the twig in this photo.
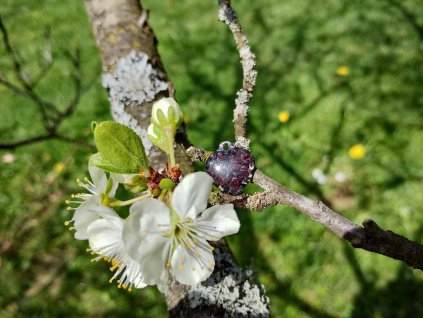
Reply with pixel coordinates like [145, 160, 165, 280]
[0, 17, 92, 150]
[0, 133, 94, 150]
[218, 0, 257, 149]
[29, 27, 53, 88]
[186, 145, 423, 270]
[57, 48, 82, 121]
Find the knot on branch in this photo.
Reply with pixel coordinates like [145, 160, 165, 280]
[351, 219, 423, 270]
[209, 191, 249, 209]
[186, 146, 211, 163]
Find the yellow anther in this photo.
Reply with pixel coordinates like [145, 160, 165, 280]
[210, 246, 215, 251]
[166, 262, 171, 269]
[64, 221, 70, 226]
[65, 200, 70, 204]
[178, 264, 185, 271]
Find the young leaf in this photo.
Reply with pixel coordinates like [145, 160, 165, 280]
[89, 153, 133, 174]
[93, 121, 149, 173]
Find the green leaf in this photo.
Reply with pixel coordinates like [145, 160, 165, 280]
[89, 153, 133, 174]
[93, 121, 149, 173]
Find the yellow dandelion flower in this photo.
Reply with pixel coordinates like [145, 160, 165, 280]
[349, 144, 366, 160]
[53, 162, 65, 174]
[336, 66, 350, 77]
[278, 111, 290, 123]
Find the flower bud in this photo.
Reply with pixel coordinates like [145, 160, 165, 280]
[147, 124, 169, 153]
[151, 97, 183, 129]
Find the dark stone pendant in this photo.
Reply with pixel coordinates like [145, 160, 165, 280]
[205, 142, 256, 195]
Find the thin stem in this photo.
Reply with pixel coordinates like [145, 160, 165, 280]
[158, 189, 168, 201]
[167, 130, 176, 167]
[110, 193, 152, 207]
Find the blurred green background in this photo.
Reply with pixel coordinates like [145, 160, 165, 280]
[1, 0, 422, 317]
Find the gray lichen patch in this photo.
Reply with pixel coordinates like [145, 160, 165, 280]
[102, 50, 167, 154]
[187, 247, 270, 317]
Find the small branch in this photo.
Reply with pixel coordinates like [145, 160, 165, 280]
[0, 133, 94, 150]
[58, 48, 82, 120]
[29, 27, 53, 88]
[0, 16, 28, 87]
[0, 18, 92, 150]
[186, 146, 423, 270]
[354, 219, 423, 270]
[218, 0, 257, 149]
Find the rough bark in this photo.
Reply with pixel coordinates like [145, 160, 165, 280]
[83, 0, 270, 316]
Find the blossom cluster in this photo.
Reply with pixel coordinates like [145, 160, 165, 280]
[66, 98, 240, 292]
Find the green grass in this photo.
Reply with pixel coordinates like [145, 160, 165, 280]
[1, 0, 423, 317]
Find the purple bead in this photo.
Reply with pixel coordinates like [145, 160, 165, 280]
[205, 142, 256, 195]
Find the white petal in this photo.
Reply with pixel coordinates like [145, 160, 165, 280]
[125, 199, 171, 247]
[87, 217, 123, 254]
[171, 172, 213, 219]
[123, 199, 171, 285]
[138, 239, 170, 286]
[195, 204, 240, 241]
[88, 166, 107, 193]
[171, 239, 215, 285]
[72, 197, 118, 240]
[109, 180, 119, 198]
[88, 216, 147, 289]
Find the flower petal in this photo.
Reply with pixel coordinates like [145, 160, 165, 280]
[138, 238, 170, 287]
[171, 238, 215, 285]
[171, 172, 213, 219]
[87, 216, 147, 289]
[72, 197, 118, 240]
[87, 216, 123, 254]
[195, 204, 240, 241]
[88, 166, 107, 193]
[123, 199, 171, 286]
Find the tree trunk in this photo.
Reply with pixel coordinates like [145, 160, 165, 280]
[83, 0, 270, 316]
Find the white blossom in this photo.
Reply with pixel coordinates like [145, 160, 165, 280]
[123, 172, 240, 286]
[67, 166, 119, 240]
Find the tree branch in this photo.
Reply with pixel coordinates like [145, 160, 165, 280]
[0, 17, 92, 149]
[83, 0, 269, 316]
[218, 0, 257, 149]
[187, 145, 423, 270]
[0, 133, 94, 150]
